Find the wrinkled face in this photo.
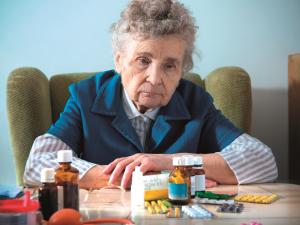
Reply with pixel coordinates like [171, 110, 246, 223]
[115, 35, 186, 112]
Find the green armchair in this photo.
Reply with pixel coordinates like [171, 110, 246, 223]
[7, 67, 252, 185]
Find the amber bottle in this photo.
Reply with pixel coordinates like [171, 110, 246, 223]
[55, 150, 79, 210]
[39, 168, 58, 220]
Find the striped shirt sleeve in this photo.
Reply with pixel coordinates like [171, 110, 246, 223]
[23, 134, 96, 186]
[219, 133, 278, 184]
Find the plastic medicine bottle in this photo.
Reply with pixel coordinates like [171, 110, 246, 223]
[131, 166, 144, 209]
[38, 168, 58, 220]
[168, 157, 190, 205]
[193, 156, 205, 196]
[55, 150, 79, 210]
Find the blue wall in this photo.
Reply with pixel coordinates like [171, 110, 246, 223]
[1, 0, 300, 185]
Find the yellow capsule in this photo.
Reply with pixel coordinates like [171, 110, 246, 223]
[166, 207, 174, 217]
[160, 204, 168, 213]
[144, 201, 151, 208]
[154, 205, 162, 214]
[151, 201, 158, 207]
[147, 205, 155, 214]
[175, 207, 181, 217]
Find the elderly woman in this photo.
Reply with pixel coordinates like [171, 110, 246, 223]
[24, 0, 277, 189]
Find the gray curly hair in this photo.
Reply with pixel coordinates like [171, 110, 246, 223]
[111, 0, 197, 72]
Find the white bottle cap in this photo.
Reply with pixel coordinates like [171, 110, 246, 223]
[41, 168, 55, 183]
[133, 166, 143, 176]
[57, 150, 73, 163]
[193, 156, 203, 165]
[182, 155, 194, 166]
[173, 156, 185, 166]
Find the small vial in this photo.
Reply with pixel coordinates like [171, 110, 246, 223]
[168, 157, 190, 205]
[55, 150, 79, 210]
[193, 156, 205, 197]
[38, 168, 58, 220]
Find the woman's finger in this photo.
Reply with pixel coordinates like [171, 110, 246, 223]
[121, 160, 142, 188]
[103, 157, 125, 174]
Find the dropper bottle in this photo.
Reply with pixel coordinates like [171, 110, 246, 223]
[55, 150, 79, 210]
[131, 166, 144, 209]
[38, 168, 58, 220]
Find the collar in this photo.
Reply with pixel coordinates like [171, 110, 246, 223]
[122, 88, 159, 120]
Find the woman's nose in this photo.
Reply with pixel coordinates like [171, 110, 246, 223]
[146, 65, 162, 85]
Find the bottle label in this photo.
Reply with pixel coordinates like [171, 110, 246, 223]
[168, 183, 188, 200]
[57, 186, 64, 210]
[191, 175, 195, 196]
[195, 175, 205, 192]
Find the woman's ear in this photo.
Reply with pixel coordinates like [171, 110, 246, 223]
[114, 52, 123, 74]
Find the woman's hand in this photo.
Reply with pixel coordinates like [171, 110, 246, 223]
[103, 153, 173, 189]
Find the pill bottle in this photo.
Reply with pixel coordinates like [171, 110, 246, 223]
[39, 168, 58, 220]
[193, 156, 205, 196]
[55, 150, 79, 210]
[168, 156, 190, 205]
[131, 166, 144, 209]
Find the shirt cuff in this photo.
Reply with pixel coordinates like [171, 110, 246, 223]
[218, 133, 278, 184]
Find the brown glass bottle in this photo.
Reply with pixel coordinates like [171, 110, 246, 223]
[168, 157, 190, 205]
[39, 168, 58, 220]
[55, 150, 79, 211]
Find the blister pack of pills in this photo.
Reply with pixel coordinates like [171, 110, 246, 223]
[216, 203, 244, 213]
[193, 197, 235, 205]
[234, 194, 278, 204]
[196, 191, 233, 200]
[182, 205, 213, 219]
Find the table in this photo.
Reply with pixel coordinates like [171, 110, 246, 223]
[79, 183, 300, 225]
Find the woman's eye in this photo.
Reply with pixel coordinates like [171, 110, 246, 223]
[165, 63, 176, 70]
[137, 57, 150, 66]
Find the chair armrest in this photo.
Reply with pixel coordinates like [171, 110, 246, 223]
[7, 67, 52, 185]
[205, 66, 252, 133]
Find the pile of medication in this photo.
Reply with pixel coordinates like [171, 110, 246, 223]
[216, 203, 244, 213]
[193, 198, 235, 205]
[144, 200, 171, 214]
[234, 194, 278, 204]
[182, 205, 213, 219]
[166, 206, 182, 218]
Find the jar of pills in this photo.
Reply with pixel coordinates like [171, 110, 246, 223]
[168, 157, 190, 205]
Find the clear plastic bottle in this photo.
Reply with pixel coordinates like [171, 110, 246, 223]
[55, 150, 79, 210]
[193, 156, 205, 196]
[168, 157, 190, 205]
[38, 168, 58, 220]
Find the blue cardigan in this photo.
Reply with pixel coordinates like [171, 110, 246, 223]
[48, 70, 242, 164]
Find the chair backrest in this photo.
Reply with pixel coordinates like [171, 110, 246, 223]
[7, 67, 251, 185]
